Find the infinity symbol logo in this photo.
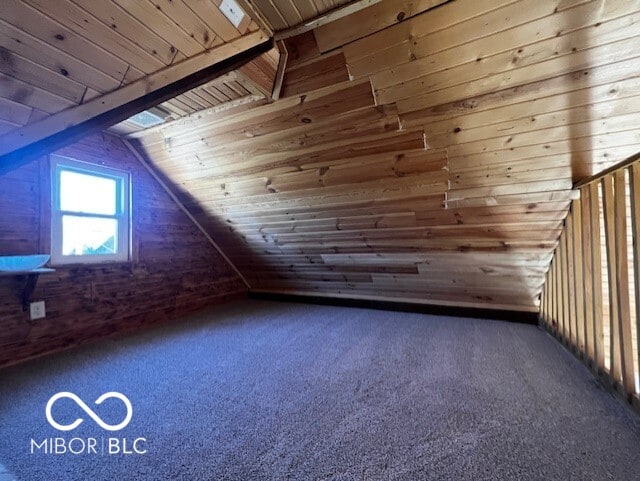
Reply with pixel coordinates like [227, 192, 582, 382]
[45, 392, 133, 432]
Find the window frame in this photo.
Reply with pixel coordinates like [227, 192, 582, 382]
[50, 155, 131, 266]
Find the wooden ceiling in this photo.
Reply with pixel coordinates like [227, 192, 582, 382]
[128, 0, 640, 312]
[0, 0, 264, 139]
[237, 0, 352, 31]
[3, 0, 640, 313]
[109, 51, 280, 136]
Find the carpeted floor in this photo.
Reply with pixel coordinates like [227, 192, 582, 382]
[1, 300, 639, 480]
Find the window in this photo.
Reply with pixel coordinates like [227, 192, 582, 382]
[51, 156, 130, 265]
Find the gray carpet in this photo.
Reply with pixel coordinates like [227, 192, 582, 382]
[1, 300, 639, 480]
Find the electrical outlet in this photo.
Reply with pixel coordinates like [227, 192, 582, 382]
[220, 0, 245, 28]
[30, 301, 46, 321]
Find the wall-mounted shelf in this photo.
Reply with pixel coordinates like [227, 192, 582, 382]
[0, 268, 56, 310]
[0, 268, 55, 277]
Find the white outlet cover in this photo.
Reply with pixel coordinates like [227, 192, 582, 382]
[220, 0, 245, 28]
[30, 301, 46, 320]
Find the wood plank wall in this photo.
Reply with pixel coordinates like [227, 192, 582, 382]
[540, 158, 640, 411]
[0, 0, 258, 137]
[134, 0, 640, 312]
[0, 133, 247, 367]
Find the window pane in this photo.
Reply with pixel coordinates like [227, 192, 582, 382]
[62, 215, 118, 256]
[60, 170, 117, 215]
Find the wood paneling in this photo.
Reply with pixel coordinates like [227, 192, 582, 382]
[3, 0, 640, 315]
[0, 0, 261, 141]
[540, 155, 640, 409]
[237, 0, 353, 32]
[313, 0, 449, 53]
[0, 133, 246, 367]
[127, 0, 640, 311]
[108, 67, 275, 137]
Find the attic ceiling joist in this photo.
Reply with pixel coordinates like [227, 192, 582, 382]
[0, 31, 271, 175]
[273, 0, 387, 40]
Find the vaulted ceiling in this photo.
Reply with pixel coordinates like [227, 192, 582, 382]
[0, 0, 257, 134]
[1, 0, 640, 312]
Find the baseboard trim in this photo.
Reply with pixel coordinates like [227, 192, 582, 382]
[249, 291, 539, 324]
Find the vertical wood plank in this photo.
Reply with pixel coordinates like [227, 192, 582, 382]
[556, 246, 562, 337]
[541, 270, 547, 326]
[548, 261, 553, 329]
[557, 238, 564, 340]
[545, 260, 551, 328]
[614, 170, 635, 395]
[546, 265, 551, 328]
[602, 176, 621, 382]
[561, 225, 570, 344]
[572, 198, 586, 355]
[581, 187, 595, 363]
[553, 253, 558, 334]
[591, 181, 605, 371]
[550, 255, 555, 332]
[566, 211, 576, 348]
[540, 282, 546, 326]
[629, 163, 640, 393]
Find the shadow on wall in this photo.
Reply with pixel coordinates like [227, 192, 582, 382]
[129, 139, 274, 288]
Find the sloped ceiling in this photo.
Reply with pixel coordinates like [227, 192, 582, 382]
[2, 0, 640, 313]
[127, 0, 640, 312]
[0, 0, 264, 137]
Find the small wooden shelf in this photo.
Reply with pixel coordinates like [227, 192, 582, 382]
[0, 268, 56, 310]
[0, 268, 55, 277]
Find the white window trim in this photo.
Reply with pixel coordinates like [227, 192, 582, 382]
[50, 155, 131, 265]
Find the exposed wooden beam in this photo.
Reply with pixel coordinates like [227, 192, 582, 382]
[123, 139, 251, 290]
[274, 0, 386, 41]
[124, 94, 266, 140]
[312, 0, 451, 52]
[234, 0, 275, 36]
[0, 31, 271, 175]
[271, 40, 288, 100]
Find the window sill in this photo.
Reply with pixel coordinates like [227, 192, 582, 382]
[50, 260, 135, 268]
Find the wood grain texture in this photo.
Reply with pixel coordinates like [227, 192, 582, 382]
[0, 0, 255, 139]
[5, 0, 640, 315]
[613, 170, 635, 394]
[238, 0, 353, 32]
[539, 157, 640, 403]
[132, 0, 639, 311]
[0, 133, 246, 367]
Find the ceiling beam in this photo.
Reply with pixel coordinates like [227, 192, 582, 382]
[271, 40, 288, 101]
[274, 0, 386, 40]
[234, 0, 275, 36]
[0, 31, 271, 175]
[123, 94, 266, 140]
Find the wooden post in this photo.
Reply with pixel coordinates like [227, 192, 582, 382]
[613, 170, 635, 395]
[581, 187, 595, 363]
[572, 198, 586, 355]
[602, 176, 621, 382]
[591, 181, 605, 372]
[552, 256, 557, 333]
[629, 163, 640, 394]
[566, 211, 576, 348]
[561, 225, 570, 344]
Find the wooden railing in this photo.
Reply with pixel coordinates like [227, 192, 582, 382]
[540, 153, 640, 411]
